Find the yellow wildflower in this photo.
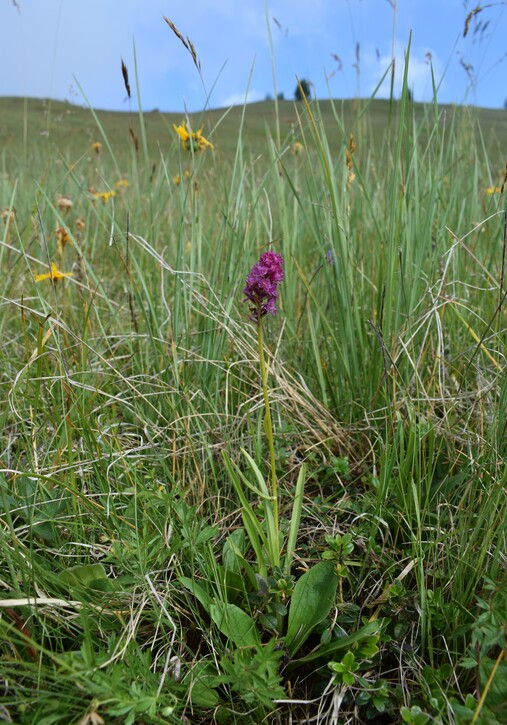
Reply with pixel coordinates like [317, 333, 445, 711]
[173, 122, 191, 145]
[291, 141, 304, 155]
[173, 121, 213, 151]
[34, 262, 73, 283]
[194, 128, 213, 150]
[91, 142, 102, 154]
[91, 190, 116, 203]
[486, 186, 502, 195]
[115, 178, 129, 189]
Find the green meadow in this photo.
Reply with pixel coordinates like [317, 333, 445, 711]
[0, 82, 506, 724]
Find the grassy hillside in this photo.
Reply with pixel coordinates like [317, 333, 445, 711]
[1, 95, 506, 165]
[0, 91, 506, 724]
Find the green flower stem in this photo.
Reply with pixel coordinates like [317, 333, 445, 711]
[257, 315, 280, 567]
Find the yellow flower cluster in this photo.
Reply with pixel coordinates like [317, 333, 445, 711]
[91, 190, 116, 203]
[173, 121, 213, 151]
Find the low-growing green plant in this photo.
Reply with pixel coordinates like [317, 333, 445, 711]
[177, 250, 383, 712]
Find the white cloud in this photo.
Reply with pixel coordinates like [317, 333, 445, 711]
[367, 41, 444, 102]
[0, 1, 503, 112]
[220, 89, 265, 107]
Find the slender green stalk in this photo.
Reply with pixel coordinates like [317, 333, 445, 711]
[257, 317, 280, 566]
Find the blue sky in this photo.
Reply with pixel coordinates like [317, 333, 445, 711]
[1, 0, 506, 111]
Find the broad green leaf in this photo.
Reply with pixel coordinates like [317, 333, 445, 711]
[223, 531, 258, 589]
[240, 448, 272, 499]
[240, 448, 279, 569]
[182, 662, 223, 708]
[289, 620, 382, 667]
[284, 462, 306, 575]
[194, 524, 219, 546]
[2, 476, 63, 543]
[222, 451, 267, 575]
[188, 680, 221, 708]
[223, 528, 246, 573]
[179, 576, 213, 613]
[209, 602, 260, 648]
[285, 561, 338, 657]
[480, 658, 507, 716]
[58, 563, 118, 593]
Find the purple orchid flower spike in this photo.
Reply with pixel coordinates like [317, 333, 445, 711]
[243, 251, 284, 323]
